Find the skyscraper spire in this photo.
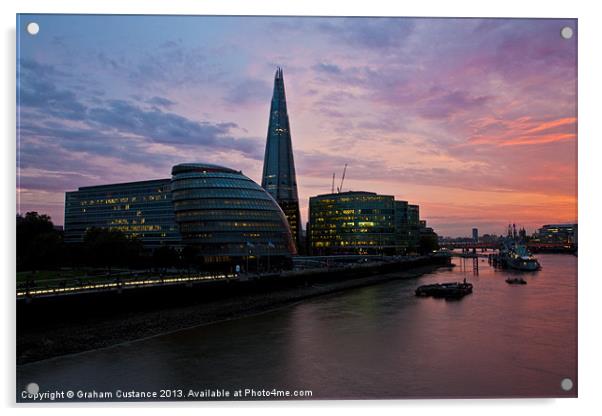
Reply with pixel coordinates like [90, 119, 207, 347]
[262, 67, 302, 250]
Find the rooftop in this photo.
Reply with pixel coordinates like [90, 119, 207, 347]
[75, 178, 171, 192]
[312, 191, 382, 198]
[171, 163, 241, 175]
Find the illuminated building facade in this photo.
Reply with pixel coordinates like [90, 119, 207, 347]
[536, 223, 578, 245]
[172, 163, 296, 267]
[261, 67, 302, 252]
[308, 191, 397, 255]
[64, 163, 297, 269]
[308, 191, 431, 255]
[64, 179, 181, 248]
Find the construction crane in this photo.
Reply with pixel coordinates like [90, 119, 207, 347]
[331, 172, 336, 194]
[337, 163, 348, 193]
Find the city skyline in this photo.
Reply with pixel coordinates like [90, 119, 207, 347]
[16, 15, 577, 237]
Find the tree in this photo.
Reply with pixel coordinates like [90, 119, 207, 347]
[152, 245, 179, 271]
[419, 231, 440, 254]
[181, 245, 200, 271]
[17, 212, 63, 271]
[28, 231, 63, 271]
[83, 227, 143, 270]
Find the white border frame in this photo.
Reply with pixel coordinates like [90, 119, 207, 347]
[3, 1, 601, 415]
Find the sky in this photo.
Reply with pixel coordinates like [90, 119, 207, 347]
[16, 15, 577, 237]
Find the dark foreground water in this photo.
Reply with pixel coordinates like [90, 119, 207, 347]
[17, 254, 577, 400]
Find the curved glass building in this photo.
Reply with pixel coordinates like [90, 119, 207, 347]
[171, 163, 296, 269]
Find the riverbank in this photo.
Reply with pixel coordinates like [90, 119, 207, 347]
[17, 262, 449, 365]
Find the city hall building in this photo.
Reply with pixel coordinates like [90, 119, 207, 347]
[64, 163, 296, 268]
[171, 163, 296, 265]
[307, 191, 425, 256]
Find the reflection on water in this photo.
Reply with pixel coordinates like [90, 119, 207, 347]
[17, 254, 577, 399]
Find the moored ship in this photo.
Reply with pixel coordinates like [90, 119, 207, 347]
[415, 280, 473, 299]
[500, 241, 541, 271]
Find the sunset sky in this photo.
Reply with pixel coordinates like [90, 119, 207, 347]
[16, 15, 577, 237]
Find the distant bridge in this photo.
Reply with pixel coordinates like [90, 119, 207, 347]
[449, 251, 493, 258]
[442, 242, 499, 249]
[443, 241, 576, 252]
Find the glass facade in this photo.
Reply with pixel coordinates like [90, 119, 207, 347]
[308, 192, 397, 255]
[171, 163, 296, 265]
[394, 200, 410, 252]
[407, 204, 421, 251]
[261, 68, 302, 250]
[308, 192, 426, 255]
[64, 179, 181, 248]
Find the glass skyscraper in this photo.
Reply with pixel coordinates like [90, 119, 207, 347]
[261, 67, 302, 252]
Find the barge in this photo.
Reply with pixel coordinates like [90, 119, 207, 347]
[415, 280, 473, 299]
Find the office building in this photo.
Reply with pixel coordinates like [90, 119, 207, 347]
[407, 204, 421, 251]
[64, 179, 181, 248]
[65, 163, 296, 269]
[536, 223, 578, 245]
[308, 191, 430, 255]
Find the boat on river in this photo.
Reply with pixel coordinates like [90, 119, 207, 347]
[415, 281, 473, 299]
[498, 238, 541, 271]
[505, 277, 527, 285]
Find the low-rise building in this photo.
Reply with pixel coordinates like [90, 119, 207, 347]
[536, 223, 578, 245]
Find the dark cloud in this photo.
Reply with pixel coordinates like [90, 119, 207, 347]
[313, 63, 342, 75]
[97, 52, 122, 71]
[90, 38, 226, 89]
[18, 170, 99, 192]
[417, 89, 493, 120]
[18, 59, 87, 121]
[317, 17, 414, 51]
[146, 96, 177, 108]
[312, 64, 384, 89]
[128, 40, 218, 88]
[85, 99, 261, 159]
[17, 57, 266, 203]
[18, 121, 161, 166]
[19, 57, 263, 158]
[19, 58, 69, 77]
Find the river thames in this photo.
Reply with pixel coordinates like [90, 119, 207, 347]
[17, 253, 577, 400]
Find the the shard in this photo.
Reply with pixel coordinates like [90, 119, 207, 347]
[262, 67, 302, 251]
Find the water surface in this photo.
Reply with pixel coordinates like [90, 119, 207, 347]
[17, 254, 577, 400]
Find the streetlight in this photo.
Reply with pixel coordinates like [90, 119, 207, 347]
[267, 240, 275, 272]
[246, 241, 254, 273]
